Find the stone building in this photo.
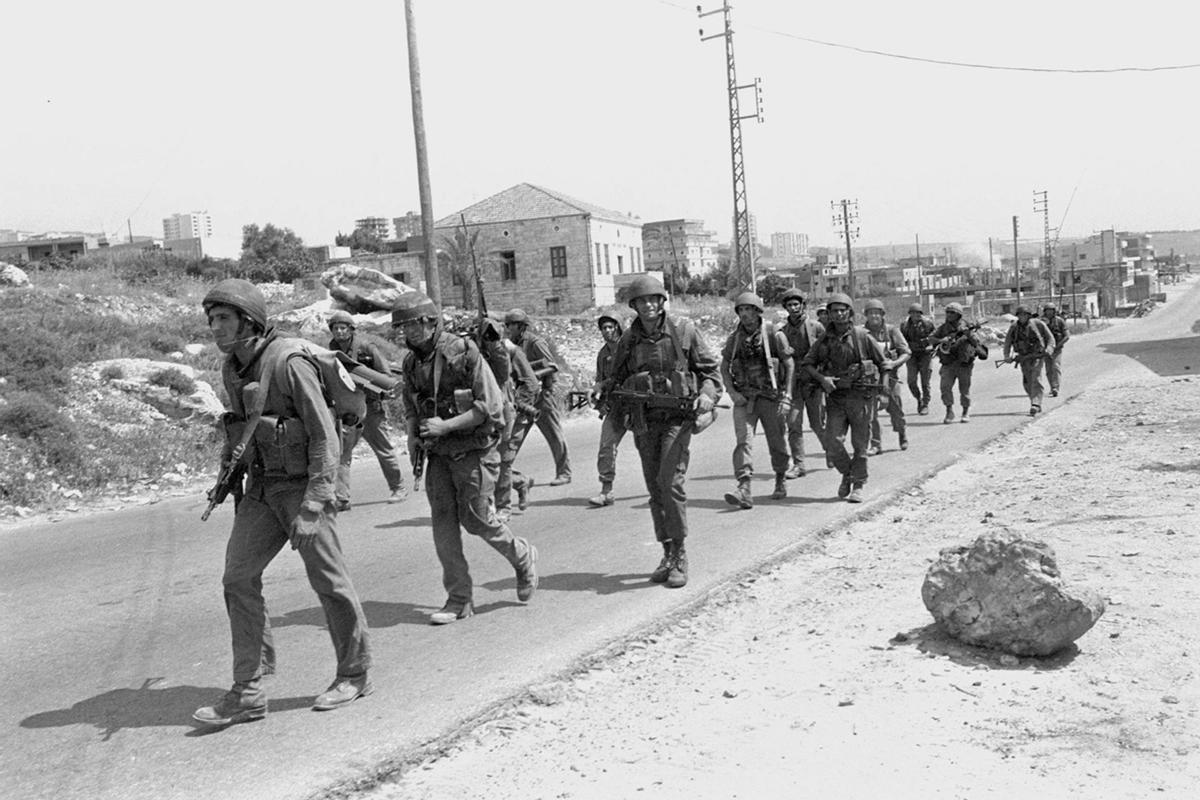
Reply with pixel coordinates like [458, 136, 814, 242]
[433, 183, 644, 314]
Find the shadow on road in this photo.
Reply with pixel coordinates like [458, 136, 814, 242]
[374, 515, 433, 529]
[483, 571, 654, 596]
[1100, 335, 1200, 377]
[272, 599, 431, 629]
[19, 677, 312, 740]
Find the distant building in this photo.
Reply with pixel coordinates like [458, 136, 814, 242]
[0, 234, 98, 263]
[770, 232, 809, 258]
[433, 183, 643, 313]
[392, 211, 421, 240]
[355, 216, 393, 241]
[642, 219, 719, 290]
[163, 211, 213, 241]
[1053, 229, 1137, 313]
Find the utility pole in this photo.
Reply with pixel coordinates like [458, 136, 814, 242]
[832, 199, 859, 296]
[699, 3, 763, 292]
[1071, 242, 1079, 318]
[404, 0, 440, 305]
[1034, 189, 1051, 300]
[1012, 215, 1021, 307]
[914, 233, 923, 312]
[987, 237, 994, 286]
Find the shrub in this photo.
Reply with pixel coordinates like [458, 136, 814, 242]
[149, 368, 197, 395]
[148, 333, 186, 354]
[0, 391, 62, 438]
[100, 364, 125, 381]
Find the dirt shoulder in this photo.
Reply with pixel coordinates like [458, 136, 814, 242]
[350, 360, 1200, 800]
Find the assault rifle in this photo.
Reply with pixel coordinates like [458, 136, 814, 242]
[410, 442, 425, 491]
[201, 460, 246, 521]
[567, 390, 593, 412]
[609, 387, 717, 434]
[994, 352, 1046, 369]
[934, 322, 983, 357]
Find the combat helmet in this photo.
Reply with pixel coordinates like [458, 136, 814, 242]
[863, 298, 886, 313]
[1043, 302, 1058, 312]
[780, 288, 807, 305]
[327, 310, 355, 330]
[202, 278, 268, 331]
[907, 302, 923, 314]
[625, 273, 668, 308]
[944, 302, 964, 316]
[391, 290, 440, 326]
[1014, 304, 1033, 316]
[596, 313, 624, 334]
[825, 293, 854, 314]
[504, 308, 530, 325]
[732, 292, 764, 312]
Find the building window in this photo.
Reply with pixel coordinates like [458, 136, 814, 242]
[603, 244, 610, 275]
[499, 250, 517, 281]
[617, 254, 624, 274]
[550, 245, 567, 277]
[545, 297, 561, 315]
[595, 243, 602, 274]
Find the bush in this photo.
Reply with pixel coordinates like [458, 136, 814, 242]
[148, 333, 186, 354]
[0, 391, 62, 438]
[100, 364, 125, 381]
[149, 368, 197, 395]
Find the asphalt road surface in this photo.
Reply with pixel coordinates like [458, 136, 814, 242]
[3, 280, 1198, 800]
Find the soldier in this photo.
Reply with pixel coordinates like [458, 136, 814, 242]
[504, 309, 572, 485]
[862, 299, 911, 454]
[928, 302, 987, 423]
[491, 324, 540, 521]
[815, 303, 830, 328]
[327, 310, 407, 511]
[193, 279, 372, 727]
[899, 302, 936, 414]
[395, 292, 539, 625]
[800, 293, 887, 504]
[606, 274, 721, 588]
[779, 288, 825, 478]
[586, 313, 628, 507]
[720, 292, 794, 507]
[1041, 302, 1070, 397]
[1002, 304, 1056, 416]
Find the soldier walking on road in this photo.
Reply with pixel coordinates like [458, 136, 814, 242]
[395, 292, 539, 625]
[721, 292, 794, 507]
[899, 302, 936, 415]
[474, 318, 537, 523]
[862, 299, 911, 454]
[327, 310, 407, 511]
[800, 293, 887, 504]
[194, 280, 372, 727]
[1003, 304, 1056, 417]
[929, 302, 987, 424]
[586, 313, 628, 508]
[505, 309, 572, 486]
[606, 274, 721, 588]
[1041, 302, 1070, 397]
[779, 288, 825, 478]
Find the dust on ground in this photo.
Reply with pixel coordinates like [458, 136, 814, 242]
[351, 360, 1200, 800]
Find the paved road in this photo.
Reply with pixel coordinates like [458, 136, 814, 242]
[3, 280, 1198, 800]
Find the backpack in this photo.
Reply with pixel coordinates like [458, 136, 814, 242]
[275, 340, 400, 427]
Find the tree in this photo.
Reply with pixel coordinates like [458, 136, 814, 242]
[438, 223, 482, 310]
[755, 273, 792, 305]
[334, 229, 385, 254]
[240, 223, 317, 282]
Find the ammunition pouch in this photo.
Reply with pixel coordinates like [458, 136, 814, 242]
[250, 414, 310, 477]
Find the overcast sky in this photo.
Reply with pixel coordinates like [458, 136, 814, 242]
[4, 0, 1197, 258]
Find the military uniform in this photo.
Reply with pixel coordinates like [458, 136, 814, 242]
[721, 318, 794, 499]
[400, 327, 537, 614]
[899, 312, 936, 412]
[510, 320, 571, 483]
[592, 329, 628, 503]
[328, 331, 405, 506]
[781, 314, 826, 472]
[800, 322, 886, 496]
[1041, 311, 1070, 395]
[494, 337, 539, 516]
[932, 317, 984, 421]
[1003, 316, 1055, 413]
[865, 319, 911, 451]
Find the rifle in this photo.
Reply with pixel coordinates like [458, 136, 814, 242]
[567, 390, 593, 412]
[995, 352, 1046, 369]
[934, 322, 983, 356]
[410, 441, 426, 490]
[201, 460, 246, 521]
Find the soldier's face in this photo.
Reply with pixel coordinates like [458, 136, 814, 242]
[632, 295, 664, 325]
[600, 321, 620, 342]
[827, 305, 852, 325]
[865, 309, 884, 327]
[330, 323, 353, 343]
[505, 322, 522, 342]
[735, 305, 762, 327]
[398, 318, 435, 347]
[207, 305, 251, 353]
[908, 310, 923, 321]
[784, 299, 804, 317]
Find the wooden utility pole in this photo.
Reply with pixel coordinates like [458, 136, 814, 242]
[404, 0, 440, 305]
[914, 233, 923, 312]
[1012, 216, 1021, 307]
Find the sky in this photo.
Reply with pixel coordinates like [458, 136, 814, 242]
[3, 0, 1198, 259]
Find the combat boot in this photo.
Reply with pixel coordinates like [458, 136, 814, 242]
[650, 541, 674, 583]
[587, 482, 615, 507]
[516, 544, 538, 602]
[666, 543, 688, 588]
[899, 432, 909, 451]
[785, 461, 806, 479]
[846, 483, 865, 503]
[960, 410, 971, 423]
[724, 480, 753, 509]
[516, 477, 534, 511]
[943, 407, 956, 424]
[770, 473, 787, 500]
[193, 683, 267, 727]
[837, 474, 853, 498]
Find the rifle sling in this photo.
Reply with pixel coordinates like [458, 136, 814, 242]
[230, 343, 280, 463]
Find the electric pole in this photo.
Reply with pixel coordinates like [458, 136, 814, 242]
[1034, 189, 1051, 300]
[1012, 215, 1021, 307]
[699, 3, 763, 293]
[914, 233, 923, 312]
[832, 199, 859, 296]
[404, 0, 440, 305]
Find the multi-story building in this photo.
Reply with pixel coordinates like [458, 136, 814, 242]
[1053, 229, 1136, 313]
[642, 219, 718, 292]
[433, 183, 644, 313]
[162, 211, 213, 241]
[354, 216, 393, 241]
[770, 232, 809, 258]
[392, 211, 421, 240]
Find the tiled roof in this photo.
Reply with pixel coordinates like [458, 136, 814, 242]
[435, 183, 638, 228]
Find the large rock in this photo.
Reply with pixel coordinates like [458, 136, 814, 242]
[321, 264, 414, 313]
[79, 359, 225, 422]
[0, 261, 31, 287]
[921, 531, 1105, 656]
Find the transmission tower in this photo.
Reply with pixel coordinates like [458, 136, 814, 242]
[831, 199, 860, 295]
[1033, 190, 1052, 298]
[699, 3, 763, 292]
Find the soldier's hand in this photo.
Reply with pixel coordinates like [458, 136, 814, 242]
[819, 376, 837, 394]
[695, 394, 715, 414]
[289, 507, 322, 552]
[420, 416, 450, 438]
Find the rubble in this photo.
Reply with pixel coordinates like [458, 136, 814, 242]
[0, 261, 31, 287]
[921, 530, 1106, 656]
[321, 264, 414, 313]
[73, 359, 225, 422]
